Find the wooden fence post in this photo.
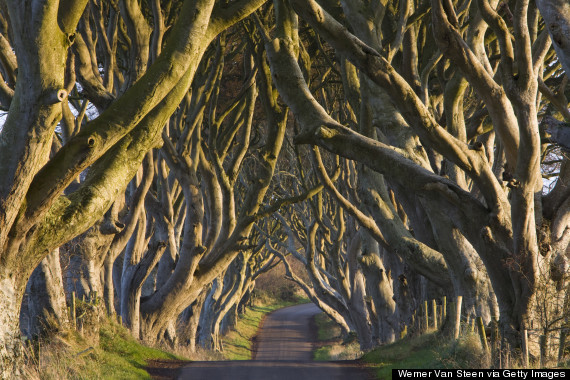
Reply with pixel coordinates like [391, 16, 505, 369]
[522, 329, 529, 368]
[448, 301, 455, 334]
[501, 340, 510, 369]
[491, 319, 500, 368]
[424, 300, 429, 332]
[432, 299, 438, 330]
[71, 291, 77, 330]
[477, 316, 489, 352]
[454, 296, 462, 339]
[400, 325, 407, 339]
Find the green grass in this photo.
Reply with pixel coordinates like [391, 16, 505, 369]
[315, 312, 342, 341]
[222, 296, 307, 360]
[313, 347, 331, 361]
[362, 331, 490, 379]
[312, 312, 361, 361]
[362, 333, 440, 379]
[95, 321, 183, 379]
[312, 312, 489, 377]
[24, 318, 184, 379]
[313, 312, 341, 361]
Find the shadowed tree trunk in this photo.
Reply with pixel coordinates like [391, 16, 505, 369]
[24, 248, 69, 340]
[180, 290, 207, 352]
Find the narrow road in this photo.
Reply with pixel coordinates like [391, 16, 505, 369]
[175, 303, 373, 380]
[254, 303, 321, 361]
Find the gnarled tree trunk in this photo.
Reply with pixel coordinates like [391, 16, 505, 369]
[24, 248, 69, 339]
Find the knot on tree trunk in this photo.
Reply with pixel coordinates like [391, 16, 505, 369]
[41, 88, 68, 104]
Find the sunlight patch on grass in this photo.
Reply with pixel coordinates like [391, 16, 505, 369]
[312, 312, 361, 361]
[362, 331, 491, 379]
[362, 333, 440, 379]
[24, 318, 184, 379]
[95, 322, 182, 379]
[315, 312, 342, 341]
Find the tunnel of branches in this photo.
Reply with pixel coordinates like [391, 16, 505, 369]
[1, 0, 570, 371]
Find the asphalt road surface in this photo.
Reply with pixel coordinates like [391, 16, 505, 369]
[176, 303, 373, 380]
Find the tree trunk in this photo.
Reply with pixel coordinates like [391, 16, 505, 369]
[0, 270, 25, 378]
[64, 220, 118, 299]
[24, 248, 69, 339]
[154, 222, 178, 290]
[222, 304, 239, 334]
[121, 219, 166, 339]
[197, 278, 223, 349]
[120, 217, 146, 338]
[180, 290, 207, 352]
[102, 252, 116, 315]
[350, 270, 375, 350]
[359, 250, 398, 344]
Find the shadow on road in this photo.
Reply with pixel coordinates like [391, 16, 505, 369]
[146, 304, 374, 380]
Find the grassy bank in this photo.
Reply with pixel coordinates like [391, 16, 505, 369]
[23, 296, 306, 378]
[362, 333, 441, 378]
[23, 318, 183, 379]
[21, 266, 307, 379]
[312, 312, 490, 379]
[363, 332, 490, 379]
[312, 312, 361, 361]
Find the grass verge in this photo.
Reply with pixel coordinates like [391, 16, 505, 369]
[23, 318, 184, 379]
[362, 333, 440, 379]
[312, 312, 361, 361]
[312, 312, 489, 379]
[97, 321, 184, 379]
[23, 294, 307, 377]
[363, 331, 490, 379]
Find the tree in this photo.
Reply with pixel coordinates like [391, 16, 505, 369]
[264, 142, 416, 348]
[2, 0, 570, 371]
[537, 0, 570, 76]
[261, 0, 570, 350]
[0, 0, 266, 372]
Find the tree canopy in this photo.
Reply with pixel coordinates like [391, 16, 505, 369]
[1, 0, 570, 373]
